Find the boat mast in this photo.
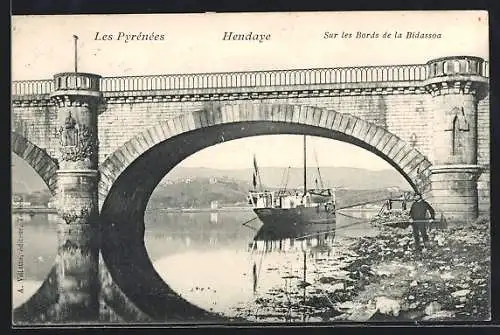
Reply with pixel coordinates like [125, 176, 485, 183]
[303, 135, 307, 193]
[313, 148, 324, 189]
[253, 154, 263, 191]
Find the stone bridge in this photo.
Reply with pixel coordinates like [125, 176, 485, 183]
[11, 56, 489, 323]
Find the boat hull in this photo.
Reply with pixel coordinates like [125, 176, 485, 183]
[253, 206, 336, 238]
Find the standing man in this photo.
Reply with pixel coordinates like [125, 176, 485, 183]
[409, 193, 435, 253]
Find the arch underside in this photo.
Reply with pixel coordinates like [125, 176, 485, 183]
[11, 132, 59, 322]
[11, 132, 58, 195]
[97, 104, 432, 321]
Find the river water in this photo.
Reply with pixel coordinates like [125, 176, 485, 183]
[11, 209, 379, 321]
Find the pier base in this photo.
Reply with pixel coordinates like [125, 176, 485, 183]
[429, 164, 482, 224]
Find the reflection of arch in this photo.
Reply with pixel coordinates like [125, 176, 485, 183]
[11, 132, 59, 322]
[96, 103, 432, 321]
[11, 132, 58, 195]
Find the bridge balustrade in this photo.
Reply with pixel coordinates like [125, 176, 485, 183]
[98, 64, 428, 92]
[11, 60, 489, 97]
[11, 79, 54, 96]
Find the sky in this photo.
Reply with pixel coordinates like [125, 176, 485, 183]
[179, 135, 393, 170]
[11, 11, 488, 173]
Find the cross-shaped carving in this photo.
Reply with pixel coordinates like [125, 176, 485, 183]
[410, 133, 417, 147]
[445, 106, 469, 132]
[445, 106, 469, 155]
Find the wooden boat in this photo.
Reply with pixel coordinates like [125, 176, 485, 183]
[248, 136, 336, 234]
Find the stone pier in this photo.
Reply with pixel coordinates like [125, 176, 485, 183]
[50, 72, 102, 321]
[424, 56, 489, 223]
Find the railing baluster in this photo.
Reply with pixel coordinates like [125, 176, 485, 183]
[11, 61, 488, 96]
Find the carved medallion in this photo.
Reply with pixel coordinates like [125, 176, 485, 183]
[57, 112, 96, 162]
[61, 207, 93, 225]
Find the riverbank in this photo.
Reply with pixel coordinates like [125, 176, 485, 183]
[149, 206, 252, 213]
[12, 207, 57, 214]
[229, 216, 490, 322]
[12, 206, 254, 215]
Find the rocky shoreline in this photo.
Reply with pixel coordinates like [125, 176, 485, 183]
[230, 216, 491, 322]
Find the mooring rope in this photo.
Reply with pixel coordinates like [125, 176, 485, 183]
[295, 217, 374, 241]
[336, 211, 368, 220]
[335, 196, 391, 210]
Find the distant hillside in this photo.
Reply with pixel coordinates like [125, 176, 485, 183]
[12, 153, 406, 209]
[11, 154, 48, 193]
[148, 177, 402, 209]
[163, 166, 411, 190]
[149, 177, 250, 208]
[13, 150, 411, 207]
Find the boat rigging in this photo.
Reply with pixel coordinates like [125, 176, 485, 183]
[248, 135, 337, 234]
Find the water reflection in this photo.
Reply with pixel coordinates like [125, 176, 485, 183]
[11, 208, 379, 321]
[11, 214, 59, 308]
[148, 209, 379, 320]
[249, 223, 336, 254]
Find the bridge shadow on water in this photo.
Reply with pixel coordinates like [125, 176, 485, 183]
[12, 209, 379, 324]
[96, 119, 408, 323]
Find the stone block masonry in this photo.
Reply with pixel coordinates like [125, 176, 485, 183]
[12, 104, 59, 159]
[98, 101, 206, 163]
[10, 56, 490, 322]
[97, 92, 432, 163]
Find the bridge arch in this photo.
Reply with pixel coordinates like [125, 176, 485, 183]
[98, 103, 432, 321]
[11, 132, 58, 195]
[11, 132, 60, 322]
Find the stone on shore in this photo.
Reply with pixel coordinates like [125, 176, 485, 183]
[228, 216, 490, 322]
[451, 289, 470, 298]
[375, 296, 401, 316]
[424, 301, 442, 316]
[422, 310, 456, 320]
[347, 303, 377, 321]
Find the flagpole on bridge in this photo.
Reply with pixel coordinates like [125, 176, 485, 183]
[73, 35, 78, 73]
